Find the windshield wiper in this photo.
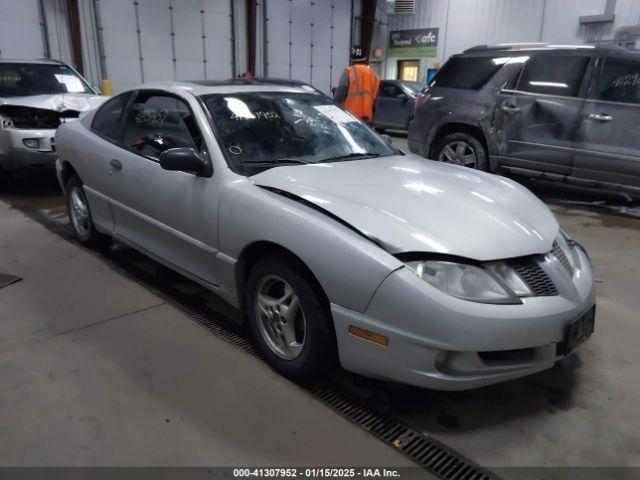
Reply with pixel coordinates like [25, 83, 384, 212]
[320, 152, 383, 163]
[240, 158, 313, 168]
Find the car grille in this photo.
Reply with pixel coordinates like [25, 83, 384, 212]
[507, 257, 558, 296]
[552, 240, 574, 276]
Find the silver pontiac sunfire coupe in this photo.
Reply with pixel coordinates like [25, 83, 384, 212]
[55, 81, 596, 390]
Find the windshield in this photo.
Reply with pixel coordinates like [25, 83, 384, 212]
[200, 92, 397, 173]
[0, 63, 93, 97]
[401, 81, 423, 95]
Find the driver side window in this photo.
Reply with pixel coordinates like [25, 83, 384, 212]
[122, 91, 203, 161]
[380, 83, 404, 98]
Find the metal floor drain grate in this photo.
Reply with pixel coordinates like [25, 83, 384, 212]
[311, 385, 496, 480]
[27, 209, 499, 480]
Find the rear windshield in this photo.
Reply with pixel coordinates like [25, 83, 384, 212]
[431, 56, 502, 89]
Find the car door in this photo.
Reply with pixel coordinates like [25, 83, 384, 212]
[107, 89, 222, 288]
[374, 81, 411, 129]
[573, 56, 640, 189]
[494, 53, 591, 175]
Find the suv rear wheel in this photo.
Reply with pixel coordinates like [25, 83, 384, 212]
[433, 132, 487, 171]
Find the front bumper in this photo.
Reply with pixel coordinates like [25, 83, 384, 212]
[333, 244, 596, 391]
[0, 128, 57, 172]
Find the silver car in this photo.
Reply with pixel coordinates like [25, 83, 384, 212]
[0, 59, 103, 185]
[55, 81, 596, 390]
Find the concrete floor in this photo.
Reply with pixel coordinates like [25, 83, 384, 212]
[1, 144, 640, 470]
[0, 200, 412, 467]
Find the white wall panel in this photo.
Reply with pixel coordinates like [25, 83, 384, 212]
[137, 0, 174, 82]
[265, 0, 352, 94]
[265, 0, 292, 79]
[0, 0, 45, 59]
[95, 0, 141, 91]
[331, 0, 351, 90]
[172, 0, 206, 81]
[95, 0, 233, 92]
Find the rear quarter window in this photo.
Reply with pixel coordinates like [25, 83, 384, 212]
[431, 56, 502, 89]
[91, 92, 130, 142]
[516, 55, 589, 97]
[593, 58, 640, 104]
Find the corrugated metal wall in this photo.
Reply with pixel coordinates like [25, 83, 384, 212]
[93, 0, 235, 93]
[264, 0, 352, 95]
[0, 0, 73, 62]
[384, 0, 640, 81]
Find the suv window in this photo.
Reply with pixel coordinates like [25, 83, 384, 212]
[431, 56, 502, 89]
[517, 55, 589, 97]
[593, 58, 640, 105]
[121, 92, 203, 160]
[91, 93, 130, 142]
[380, 83, 404, 98]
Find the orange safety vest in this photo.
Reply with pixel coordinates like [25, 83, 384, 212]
[342, 64, 380, 121]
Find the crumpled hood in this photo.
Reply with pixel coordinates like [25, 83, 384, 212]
[0, 93, 105, 112]
[251, 155, 559, 261]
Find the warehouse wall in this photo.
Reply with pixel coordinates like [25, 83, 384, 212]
[0, 0, 352, 95]
[263, 0, 352, 95]
[0, 0, 73, 63]
[91, 0, 236, 93]
[384, 0, 640, 81]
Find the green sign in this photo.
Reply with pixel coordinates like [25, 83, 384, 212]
[389, 28, 439, 58]
[388, 46, 437, 57]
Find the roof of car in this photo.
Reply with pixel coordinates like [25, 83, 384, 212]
[0, 58, 67, 65]
[132, 79, 324, 97]
[461, 43, 640, 59]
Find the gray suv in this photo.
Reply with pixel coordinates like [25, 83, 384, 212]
[408, 44, 640, 198]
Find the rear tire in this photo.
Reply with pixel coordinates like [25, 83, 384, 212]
[433, 132, 488, 171]
[65, 175, 110, 248]
[246, 255, 336, 381]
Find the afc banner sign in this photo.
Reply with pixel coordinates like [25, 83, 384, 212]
[389, 28, 439, 57]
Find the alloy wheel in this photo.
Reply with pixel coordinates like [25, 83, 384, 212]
[69, 187, 90, 237]
[255, 274, 306, 360]
[438, 140, 478, 168]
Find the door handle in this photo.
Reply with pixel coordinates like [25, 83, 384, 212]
[109, 159, 123, 171]
[587, 113, 613, 122]
[500, 102, 521, 113]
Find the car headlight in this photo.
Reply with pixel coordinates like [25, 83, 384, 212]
[406, 260, 528, 304]
[22, 138, 40, 149]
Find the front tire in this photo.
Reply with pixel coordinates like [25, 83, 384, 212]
[65, 175, 109, 247]
[246, 255, 335, 381]
[433, 132, 488, 171]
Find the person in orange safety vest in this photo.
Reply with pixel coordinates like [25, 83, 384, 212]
[333, 63, 380, 122]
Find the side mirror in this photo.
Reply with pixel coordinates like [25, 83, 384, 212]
[397, 93, 409, 102]
[159, 147, 211, 177]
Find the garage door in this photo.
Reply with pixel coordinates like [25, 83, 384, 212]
[265, 0, 351, 95]
[95, 0, 234, 92]
[0, 0, 47, 59]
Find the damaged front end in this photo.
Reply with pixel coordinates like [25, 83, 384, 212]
[0, 104, 81, 129]
[0, 103, 87, 173]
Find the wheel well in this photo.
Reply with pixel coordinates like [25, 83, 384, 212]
[235, 241, 330, 314]
[59, 161, 79, 188]
[429, 123, 488, 159]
